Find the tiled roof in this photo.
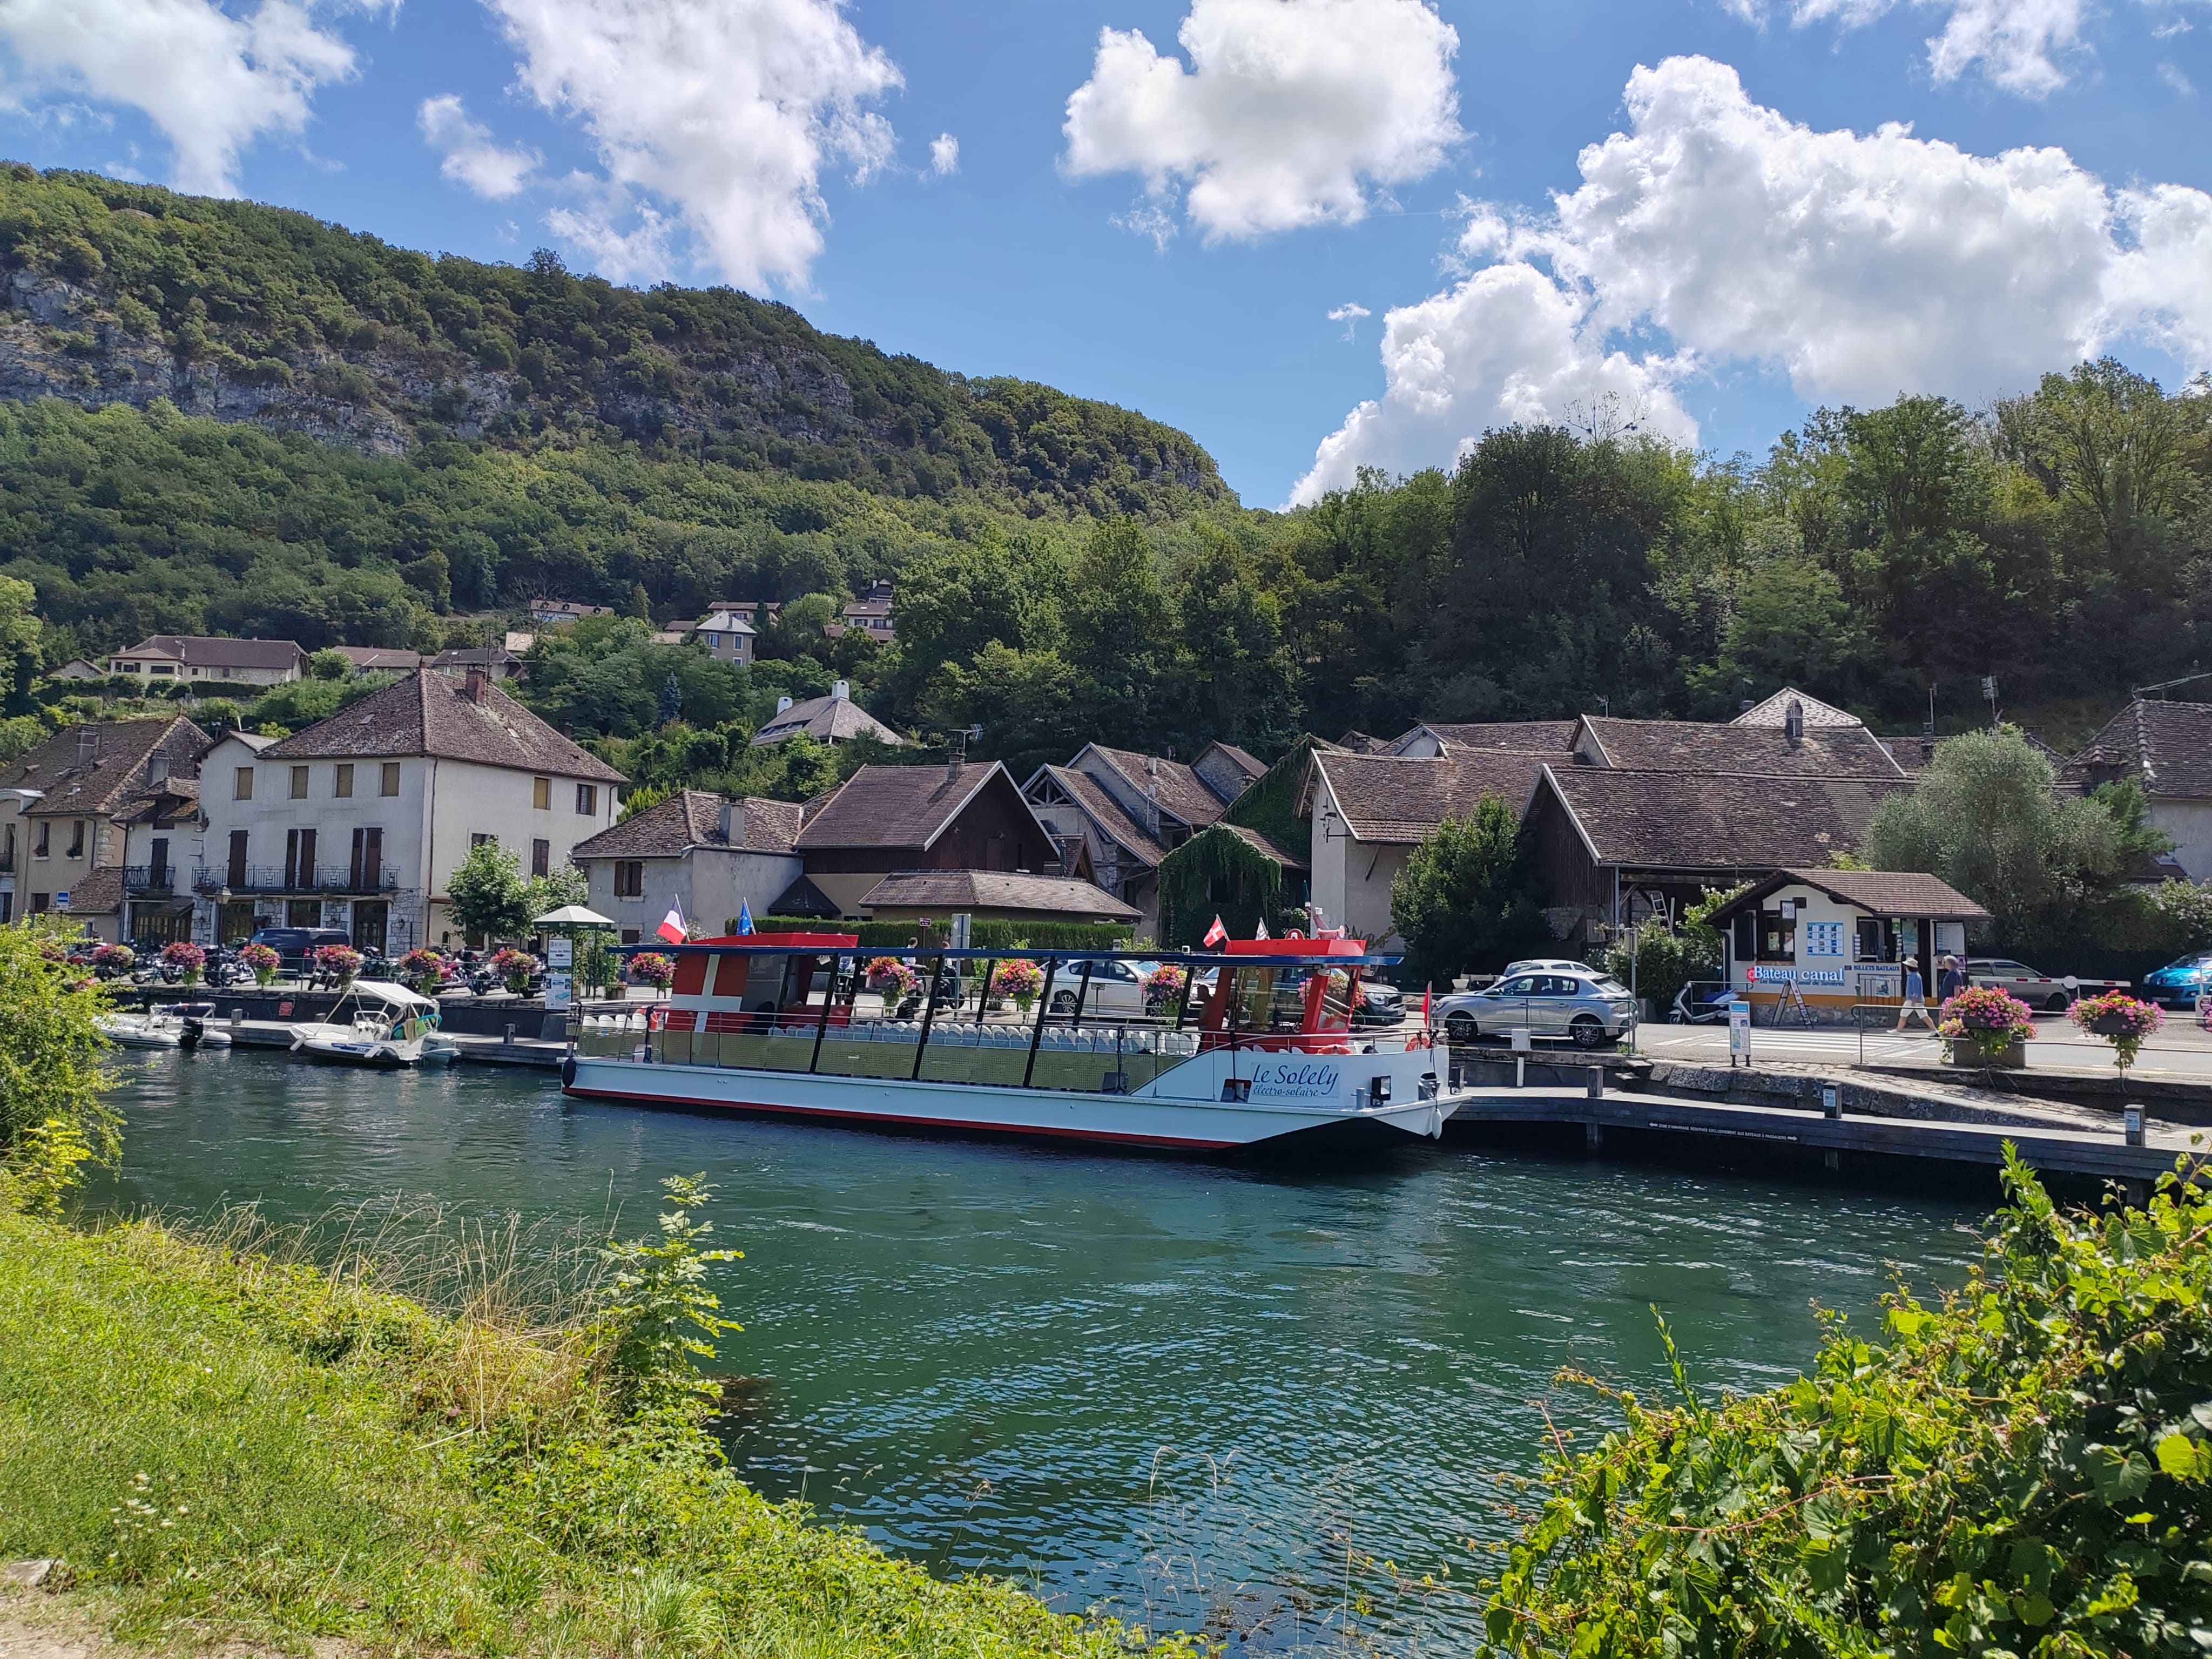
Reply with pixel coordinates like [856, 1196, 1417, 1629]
[1539, 767, 1905, 870]
[2059, 699, 2212, 799]
[1394, 720, 1581, 754]
[1336, 730, 1392, 753]
[1877, 733, 1938, 773]
[1080, 745, 1229, 830]
[114, 635, 306, 671]
[750, 691, 905, 747]
[1310, 750, 1569, 842]
[1196, 740, 1266, 781]
[795, 763, 1009, 851]
[260, 671, 625, 783]
[1577, 716, 1905, 778]
[1032, 764, 1170, 867]
[859, 868, 1140, 921]
[60, 866, 124, 916]
[428, 646, 521, 670]
[1710, 868, 1992, 925]
[571, 791, 803, 859]
[1730, 687, 1863, 729]
[1220, 822, 1307, 871]
[332, 646, 422, 672]
[0, 717, 212, 818]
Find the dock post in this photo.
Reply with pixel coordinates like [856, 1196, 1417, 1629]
[1585, 1121, 1603, 1150]
[503, 1022, 516, 1048]
[1822, 1084, 1840, 1120]
[1586, 1066, 1602, 1100]
[230, 1007, 242, 1029]
[1824, 1149, 1841, 1171]
[2124, 1104, 2145, 1148]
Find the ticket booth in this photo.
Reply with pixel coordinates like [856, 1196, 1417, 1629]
[1708, 869, 1991, 1023]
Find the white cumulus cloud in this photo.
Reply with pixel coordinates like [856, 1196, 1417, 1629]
[417, 93, 537, 198]
[483, 0, 902, 293]
[1290, 55, 2212, 505]
[929, 131, 958, 175]
[1731, 0, 2088, 96]
[1062, 0, 1461, 241]
[0, 0, 360, 194]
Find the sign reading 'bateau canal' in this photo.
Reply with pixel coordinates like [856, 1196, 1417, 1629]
[1744, 965, 1847, 987]
[1247, 1061, 1343, 1101]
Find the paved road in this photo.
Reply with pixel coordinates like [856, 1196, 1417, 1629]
[1631, 1010, 2212, 1082]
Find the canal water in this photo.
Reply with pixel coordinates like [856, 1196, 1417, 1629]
[84, 1049, 1982, 1651]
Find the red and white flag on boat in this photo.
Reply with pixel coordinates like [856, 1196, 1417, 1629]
[1254, 919, 1270, 940]
[656, 901, 687, 945]
[1202, 915, 1228, 948]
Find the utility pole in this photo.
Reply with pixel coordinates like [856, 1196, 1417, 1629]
[1981, 676, 2000, 731]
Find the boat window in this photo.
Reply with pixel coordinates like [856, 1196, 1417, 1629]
[1223, 966, 1306, 1031]
[1311, 968, 1354, 1029]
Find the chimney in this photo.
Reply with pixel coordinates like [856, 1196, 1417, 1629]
[1144, 754, 1163, 838]
[831, 678, 849, 702]
[464, 665, 489, 703]
[147, 756, 169, 787]
[1784, 697, 1805, 744]
[775, 694, 794, 715]
[73, 729, 97, 765]
[718, 797, 736, 844]
[946, 727, 966, 784]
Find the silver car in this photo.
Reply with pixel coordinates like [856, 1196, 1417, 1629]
[1435, 970, 1638, 1050]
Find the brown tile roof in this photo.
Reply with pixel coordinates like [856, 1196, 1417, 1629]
[1877, 733, 1938, 773]
[1335, 730, 1391, 753]
[2059, 699, 2212, 798]
[859, 869, 1139, 921]
[0, 718, 212, 818]
[1577, 716, 1905, 778]
[1309, 750, 1569, 842]
[1398, 720, 1581, 754]
[259, 671, 625, 783]
[1221, 822, 1308, 871]
[1708, 868, 1991, 924]
[1197, 740, 1266, 782]
[750, 691, 905, 747]
[1033, 764, 1170, 868]
[116, 635, 307, 671]
[1729, 687, 1863, 728]
[59, 866, 124, 916]
[795, 763, 1025, 852]
[1540, 767, 1906, 871]
[571, 791, 802, 859]
[1080, 745, 1229, 830]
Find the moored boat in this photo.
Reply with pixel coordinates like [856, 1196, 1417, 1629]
[562, 933, 1452, 1154]
[289, 981, 443, 1067]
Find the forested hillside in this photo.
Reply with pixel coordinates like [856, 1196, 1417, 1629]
[0, 163, 2204, 773]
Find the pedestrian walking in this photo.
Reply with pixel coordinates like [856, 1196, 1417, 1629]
[1896, 955, 1935, 1032]
[1938, 953, 1967, 1004]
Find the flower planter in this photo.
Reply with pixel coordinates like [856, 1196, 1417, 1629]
[1946, 1033, 2026, 1069]
[2089, 1013, 2134, 1038]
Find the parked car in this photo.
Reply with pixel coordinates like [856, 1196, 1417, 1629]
[2141, 953, 2212, 1008]
[1964, 957, 2128, 1013]
[1502, 958, 1602, 979]
[1352, 979, 1406, 1028]
[1434, 970, 1638, 1049]
[1045, 957, 1159, 1018]
[247, 926, 353, 975]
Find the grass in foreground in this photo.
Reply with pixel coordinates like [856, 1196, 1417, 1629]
[0, 1196, 1185, 1659]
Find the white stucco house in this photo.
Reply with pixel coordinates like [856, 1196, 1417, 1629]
[194, 669, 624, 950]
[570, 790, 804, 945]
[2061, 698, 2212, 881]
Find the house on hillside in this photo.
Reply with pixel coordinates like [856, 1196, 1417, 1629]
[571, 791, 803, 945]
[825, 581, 896, 644]
[1568, 714, 1907, 778]
[748, 682, 905, 748]
[684, 605, 759, 666]
[331, 646, 423, 675]
[792, 760, 1062, 919]
[198, 669, 623, 952]
[528, 599, 613, 626]
[2057, 699, 2212, 881]
[0, 717, 214, 941]
[1022, 743, 1255, 935]
[1729, 687, 1863, 728]
[428, 645, 525, 680]
[1388, 721, 1580, 758]
[1520, 767, 1909, 952]
[1299, 747, 1572, 946]
[109, 636, 306, 688]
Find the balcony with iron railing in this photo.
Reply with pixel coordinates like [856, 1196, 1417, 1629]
[192, 864, 402, 896]
[121, 864, 178, 894]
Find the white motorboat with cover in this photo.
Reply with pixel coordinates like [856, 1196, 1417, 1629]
[102, 1001, 232, 1050]
[562, 934, 1453, 1152]
[289, 980, 443, 1067]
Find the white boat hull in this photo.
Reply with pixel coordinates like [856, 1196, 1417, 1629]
[102, 1016, 184, 1049]
[563, 1044, 1455, 1152]
[288, 1023, 424, 1068]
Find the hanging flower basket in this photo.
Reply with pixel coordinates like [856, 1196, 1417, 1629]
[2068, 992, 2163, 1075]
[989, 958, 1044, 1013]
[237, 941, 281, 986]
[161, 940, 206, 986]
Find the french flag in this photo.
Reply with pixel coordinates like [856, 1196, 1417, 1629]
[657, 901, 687, 945]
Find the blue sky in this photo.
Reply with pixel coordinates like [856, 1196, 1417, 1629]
[3, 0, 2209, 507]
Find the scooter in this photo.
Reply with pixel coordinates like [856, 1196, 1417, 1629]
[1668, 981, 1738, 1024]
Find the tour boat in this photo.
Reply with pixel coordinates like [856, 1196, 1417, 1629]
[561, 934, 1454, 1153]
[289, 981, 444, 1068]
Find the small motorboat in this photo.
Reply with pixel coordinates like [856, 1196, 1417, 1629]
[101, 1008, 186, 1049]
[160, 1001, 233, 1049]
[289, 981, 443, 1068]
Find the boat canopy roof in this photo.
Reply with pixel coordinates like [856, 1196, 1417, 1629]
[619, 938, 1400, 968]
[346, 979, 441, 1009]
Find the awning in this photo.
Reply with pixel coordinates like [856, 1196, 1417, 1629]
[533, 904, 618, 928]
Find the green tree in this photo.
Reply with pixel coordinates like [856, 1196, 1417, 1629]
[1062, 518, 1174, 744]
[447, 841, 531, 942]
[523, 862, 589, 921]
[1172, 527, 1298, 751]
[307, 648, 350, 680]
[0, 575, 44, 717]
[1390, 797, 1550, 986]
[0, 919, 117, 1212]
[1997, 358, 2208, 568]
[1863, 726, 2119, 945]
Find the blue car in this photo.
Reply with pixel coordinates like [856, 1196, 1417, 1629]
[2142, 952, 2212, 1007]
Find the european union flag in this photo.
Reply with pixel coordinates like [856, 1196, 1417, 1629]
[736, 901, 755, 935]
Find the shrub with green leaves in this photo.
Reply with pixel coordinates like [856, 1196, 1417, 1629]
[1479, 1151, 2212, 1657]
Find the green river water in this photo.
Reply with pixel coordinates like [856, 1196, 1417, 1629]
[84, 1047, 1984, 1652]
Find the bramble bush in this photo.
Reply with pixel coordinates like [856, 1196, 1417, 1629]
[1478, 1151, 2212, 1658]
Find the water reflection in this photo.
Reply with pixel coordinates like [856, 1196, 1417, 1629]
[85, 1047, 1980, 1650]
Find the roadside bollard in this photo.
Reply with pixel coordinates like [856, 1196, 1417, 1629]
[2125, 1104, 2145, 1147]
[503, 1022, 517, 1047]
[1822, 1083, 1841, 1120]
[230, 1007, 243, 1029]
[1586, 1065, 1603, 1100]
[1512, 1027, 1530, 1088]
